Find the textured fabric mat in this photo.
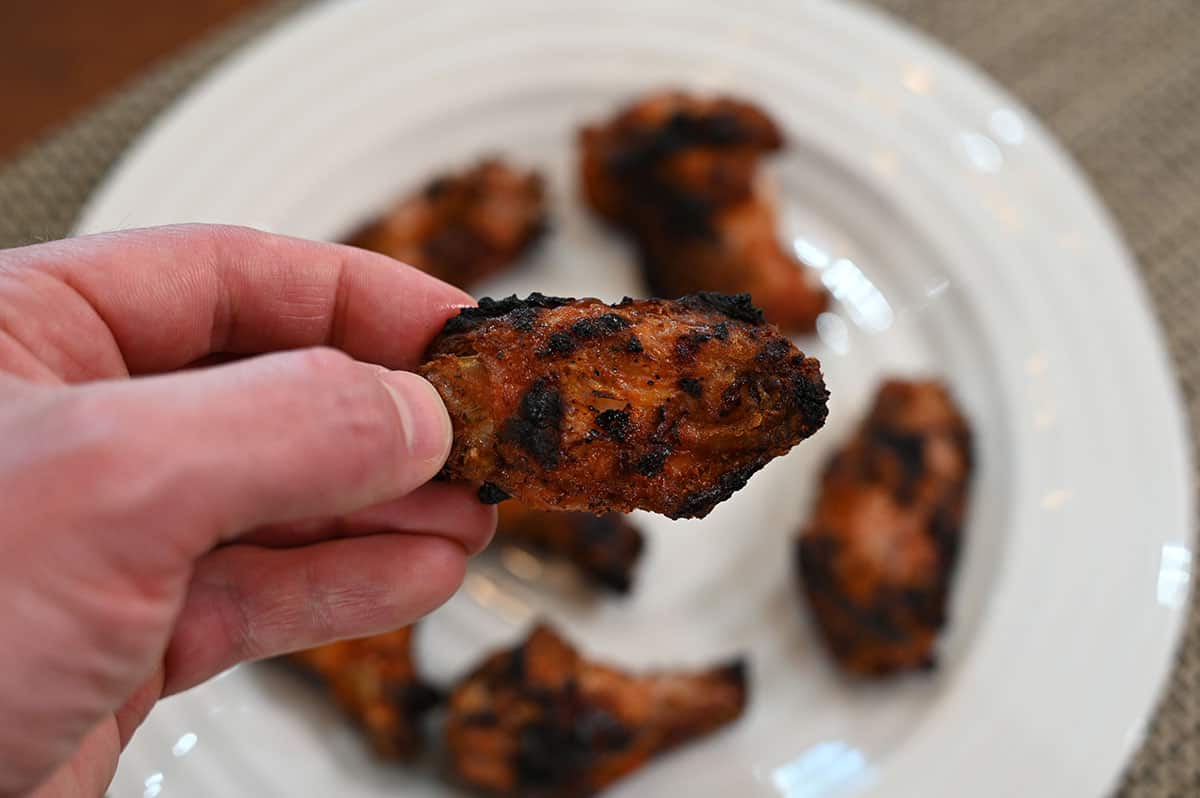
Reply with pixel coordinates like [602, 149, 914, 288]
[1, 1, 1196, 794]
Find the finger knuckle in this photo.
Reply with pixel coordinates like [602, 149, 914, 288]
[300, 560, 340, 642]
[53, 389, 135, 474]
[294, 345, 356, 378]
[39, 389, 190, 531]
[296, 354, 400, 483]
[332, 390, 400, 479]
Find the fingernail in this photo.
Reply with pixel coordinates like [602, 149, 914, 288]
[376, 371, 453, 468]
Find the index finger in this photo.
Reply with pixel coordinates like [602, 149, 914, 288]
[0, 224, 471, 377]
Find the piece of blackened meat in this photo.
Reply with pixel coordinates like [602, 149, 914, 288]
[287, 626, 439, 758]
[347, 158, 546, 290]
[580, 91, 827, 332]
[796, 379, 972, 676]
[496, 502, 645, 592]
[444, 624, 747, 797]
[419, 293, 828, 519]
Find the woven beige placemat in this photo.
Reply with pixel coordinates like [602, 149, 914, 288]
[1, 1, 1196, 794]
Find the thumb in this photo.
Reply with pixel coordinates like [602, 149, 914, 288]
[66, 346, 453, 555]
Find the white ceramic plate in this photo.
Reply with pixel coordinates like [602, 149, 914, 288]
[80, 2, 1193, 796]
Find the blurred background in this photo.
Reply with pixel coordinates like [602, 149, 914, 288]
[0, 2, 1196, 795]
[0, 0, 269, 159]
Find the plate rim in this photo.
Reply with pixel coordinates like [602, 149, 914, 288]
[77, 1, 1195, 795]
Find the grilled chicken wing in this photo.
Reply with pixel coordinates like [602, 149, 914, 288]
[347, 158, 546, 290]
[796, 380, 972, 676]
[580, 91, 827, 332]
[496, 503, 645, 593]
[445, 624, 747, 797]
[288, 626, 439, 757]
[418, 292, 828, 519]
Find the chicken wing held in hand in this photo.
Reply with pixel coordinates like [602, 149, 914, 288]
[580, 91, 827, 332]
[497, 503, 646, 593]
[796, 380, 972, 676]
[347, 158, 546, 290]
[418, 292, 829, 519]
[445, 624, 747, 797]
[288, 626, 439, 758]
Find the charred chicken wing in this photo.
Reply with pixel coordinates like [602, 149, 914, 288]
[418, 292, 829, 518]
[580, 91, 827, 332]
[445, 624, 747, 797]
[496, 503, 646, 593]
[347, 158, 546, 290]
[796, 380, 972, 676]
[288, 626, 439, 757]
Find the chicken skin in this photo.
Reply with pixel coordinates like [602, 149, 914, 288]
[418, 292, 828, 519]
[347, 158, 546, 290]
[580, 91, 827, 332]
[288, 626, 439, 758]
[445, 624, 747, 797]
[497, 503, 646, 593]
[796, 380, 972, 676]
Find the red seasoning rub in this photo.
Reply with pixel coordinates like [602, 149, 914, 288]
[418, 292, 828, 519]
[347, 158, 546, 290]
[580, 91, 827, 332]
[445, 624, 747, 797]
[497, 502, 646, 593]
[796, 380, 972, 676]
[288, 626, 439, 758]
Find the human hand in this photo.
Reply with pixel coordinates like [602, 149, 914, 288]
[0, 225, 496, 797]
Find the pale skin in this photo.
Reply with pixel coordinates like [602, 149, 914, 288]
[0, 225, 497, 797]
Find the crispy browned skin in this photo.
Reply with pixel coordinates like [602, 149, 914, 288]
[580, 91, 827, 332]
[445, 624, 747, 797]
[288, 626, 439, 758]
[347, 158, 546, 290]
[419, 292, 828, 519]
[797, 380, 972, 676]
[496, 503, 645, 593]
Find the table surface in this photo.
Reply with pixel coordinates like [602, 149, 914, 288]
[0, 0, 267, 160]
